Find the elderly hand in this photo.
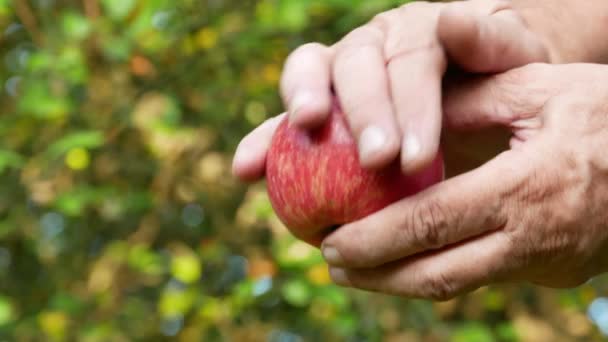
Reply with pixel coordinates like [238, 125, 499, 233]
[322, 63, 608, 300]
[232, 0, 550, 180]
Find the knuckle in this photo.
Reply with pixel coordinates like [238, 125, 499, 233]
[370, 10, 398, 31]
[408, 200, 453, 249]
[421, 270, 457, 301]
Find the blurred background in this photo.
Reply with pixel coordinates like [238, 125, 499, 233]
[1, 0, 608, 341]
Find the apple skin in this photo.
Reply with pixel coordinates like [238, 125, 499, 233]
[266, 108, 444, 246]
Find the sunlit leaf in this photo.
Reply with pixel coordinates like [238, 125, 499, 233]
[38, 311, 70, 341]
[65, 147, 91, 170]
[496, 322, 519, 342]
[281, 279, 312, 307]
[18, 82, 71, 119]
[158, 288, 197, 318]
[101, 0, 136, 20]
[451, 323, 495, 342]
[48, 131, 104, 159]
[0, 296, 14, 325]
[62, 12, 91, 40]
[0, 149, 24, 173]
[128, 244, 165, 276]
[171, 254, 202, 284]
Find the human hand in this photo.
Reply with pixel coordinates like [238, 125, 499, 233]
[321, 63, 608, 300]
[232, 0, 550, 181]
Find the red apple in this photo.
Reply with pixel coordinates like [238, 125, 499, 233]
[266, 107, 444, 246]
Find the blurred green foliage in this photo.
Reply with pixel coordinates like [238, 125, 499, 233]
[1, 0, 608, 341]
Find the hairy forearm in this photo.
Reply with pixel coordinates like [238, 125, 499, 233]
[513, 0, 608, 63]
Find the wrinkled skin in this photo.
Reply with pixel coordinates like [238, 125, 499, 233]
[322, 63, 608, 299]
[232, 0, 608, 300]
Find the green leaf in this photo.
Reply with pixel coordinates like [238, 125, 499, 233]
[484, 289, 506, 311]
[0, 296, 14, 325]
[62, 12, 91, 40]
[53, 186, 111, 216]
[47, 131, 104, 159]
[158, 288, 197, 318]
[0, 150, 24, 173]
[316, 286, 348, 310]
[128, 245, 165, 276]
[101, 0, 137, 20]
[281, 279, 312, 307]
[496, 322, 519, 342]
[278, 0, 309, 31]
[0, 0, 11, 16]
[18, 82, 71, 119]
[49, 293, 85, 316]
[170, 254, 202, 284]
[451, 323, 495, 342]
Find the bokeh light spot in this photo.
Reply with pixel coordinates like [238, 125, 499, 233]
[0, 296, 14, 325]
[253, 276, 273, 297]
[195, 28, 218, 49]
[181, 204, 204, 228]
[65, 147, 90, 170]
[0, 248, 11, 271]
[160, 316, 184, 337]
[245, 101, 268, 125]
[5, 76, 21, 97]
[171, 254, 202, 284]
[152, 11, 171, 30]
[588, 297, 608, 335]
[40, 212, 65, 239]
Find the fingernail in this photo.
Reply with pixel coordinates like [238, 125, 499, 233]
[289, 92, 313, 124]
[329, 267, 350, 286]
[403, 135, 421, 164]
[359, 126, 387, 163]
[322, 245, 344, 265]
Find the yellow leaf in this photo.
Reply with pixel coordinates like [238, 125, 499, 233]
[262, 64, 281, 85]
[195, 28, 218, 50]
[171, 254, 202, 284]
[307, 264, 331, 285]
[65, 147, 90, 170]
[39, 311, 69, 341]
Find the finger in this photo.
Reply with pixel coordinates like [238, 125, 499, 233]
[329, 231, 512, 300]
[280, 43, 333, 128]
[443, 63, 552, 130]
[387, 45, 445, 174]
[332, 26, 402, 169]
[321, 148, 533, 268]
[438, 0, 549, 73]
[232, 113, 286, 181]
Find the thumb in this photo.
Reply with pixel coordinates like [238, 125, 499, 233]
[443, 64, 553, 130]
[232, 113, 286, 181]
[438, 0, 549, 73]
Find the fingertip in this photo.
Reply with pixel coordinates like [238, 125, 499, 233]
[401, 135, 441, 175]
[232, 113, 287, 182]
[231, 146, 265, 182]
[357, 125, 401, 169]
